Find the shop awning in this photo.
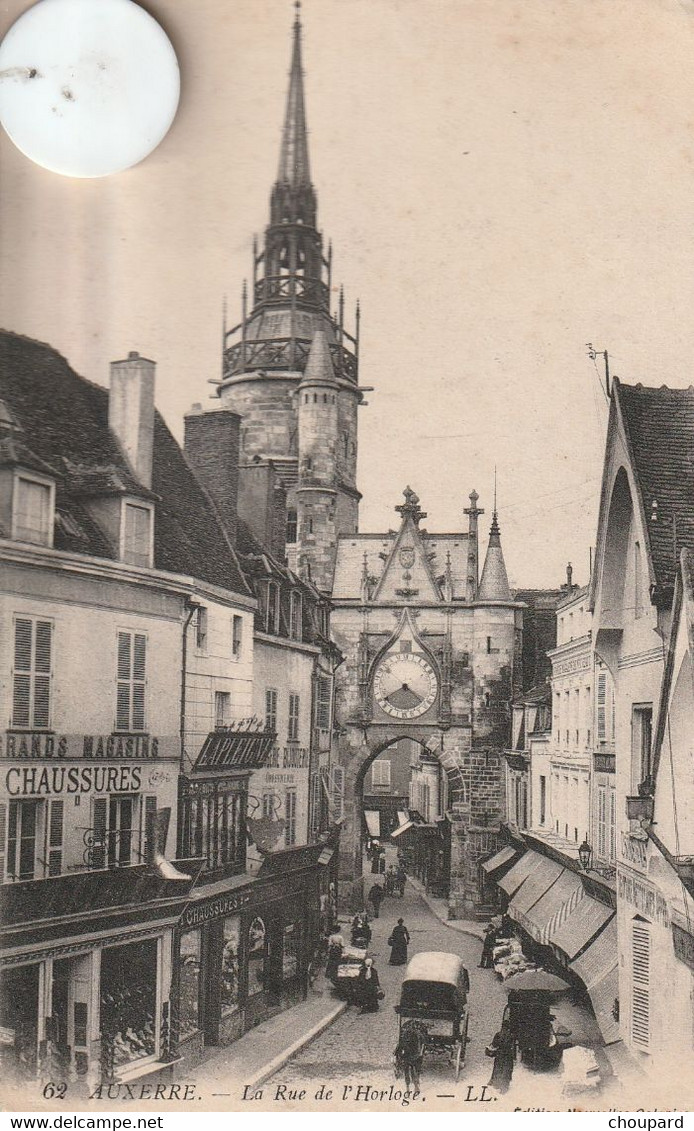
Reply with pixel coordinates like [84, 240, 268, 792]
[391, 820, 414, 838]
[496, 851, 535, 896]
[365, 810, 381, 838]
[587, 965, 620, 1045]
[481, 846, 518, 875]
[391, 820, 438, 840]
[508, 853, 564, 921]
[513, 867, 584, 945]
[397, 811, 409, 827]
[571, 918, 617, 987]
[550, 895, 614, 961]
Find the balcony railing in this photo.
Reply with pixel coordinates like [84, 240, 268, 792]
[223, 336, 358, 384]
[254, 274, 330, 309]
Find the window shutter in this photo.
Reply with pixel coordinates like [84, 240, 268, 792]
[48, 799, 64, 876]
[315, 677, 332, 731]
[597, 787, 606, 858]
[13, 619, 33, 728]
[0, 803, 6, 882]
[597, 673, 606, 740]
[631, 920, 651, 1048]
[609, 789, 616, 862]
[143, 795, 157, 863]
[7, 803, 18, 879]
[331, 766, 344, 821]
[92, 798, 107, 870]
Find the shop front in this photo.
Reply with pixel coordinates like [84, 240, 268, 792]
[174, 842, 336, 1066]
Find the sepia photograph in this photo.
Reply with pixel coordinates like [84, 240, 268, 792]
[1, 0, 694, 1115]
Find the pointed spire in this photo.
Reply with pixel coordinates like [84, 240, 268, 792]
[303, 329, 336, 383]
[478, 497, 511, 602]
[277, 2, 311, 189]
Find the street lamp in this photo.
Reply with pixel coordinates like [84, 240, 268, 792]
[578, 838, 592, 872]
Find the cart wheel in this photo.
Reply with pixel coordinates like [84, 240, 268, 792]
[454, 1040, 463, 1082]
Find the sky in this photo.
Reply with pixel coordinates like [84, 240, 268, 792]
[2, 0, 694, 588]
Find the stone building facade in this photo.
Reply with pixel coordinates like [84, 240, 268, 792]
[330, 487, 523, 917]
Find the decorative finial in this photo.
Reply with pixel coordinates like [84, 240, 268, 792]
[493, 466, 497, 516]
[294, 0, 301, 26]
[396, 486, 427, 526]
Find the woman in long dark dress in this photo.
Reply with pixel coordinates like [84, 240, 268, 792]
[487, 1017, 515, 1093]
[388, 918, 410, 966]
[355, 958, 381, 1013]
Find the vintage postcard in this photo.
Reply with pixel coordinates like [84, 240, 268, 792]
[1, 0, 694, 1116]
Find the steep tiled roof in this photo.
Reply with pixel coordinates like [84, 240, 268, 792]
[616, 379, 694, 596]
[0, 330, 250, 596]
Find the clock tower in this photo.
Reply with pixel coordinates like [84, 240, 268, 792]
[330, 487, 524, 917]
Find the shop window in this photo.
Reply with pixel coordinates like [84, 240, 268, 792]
[631, 918, 651, 1049]
[100, 938, 157, 1072]
[288, 693, 300, 742]
[632, 705, 653, 791]
[183, 787, 245, 873]
[14, 474, 53, 546]
[178, 929, 202, 1041]
[195, 606, 208, 652]
[215, 691, 231, 729]
[247, 917, 267, 997]
[285, 789, 297, 846]
[0, 962, 39, 1078]
[12, 617, 52, 729]
[121, 501, 153, 568]
[232, 615, 243, 659]
[282, 922, 300, 980]
[265, 688, 278, 733]
[116, 631, 147, 732]
[315, 675, 332, 731]
[289, 592, 303, 641]
[221, 917, 241, 1016]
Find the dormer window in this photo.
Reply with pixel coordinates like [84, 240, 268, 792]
[13, 472, 54, 547]
[289, 591, 303, 641]
[121, 500, 153, 567]
[266, 582, 280, 634]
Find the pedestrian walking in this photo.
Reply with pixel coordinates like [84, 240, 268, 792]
[388, 917, 410, 966]
[355, 957, 381, 1014]
[486, 1015, 515, 1094]
[368, 882, 384, 918]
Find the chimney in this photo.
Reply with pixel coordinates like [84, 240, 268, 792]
[109, 351, 156, 489]
[566, 561, 573, 590]
[184, 407, 241, 543]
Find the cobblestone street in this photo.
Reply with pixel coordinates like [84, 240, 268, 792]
[267, 882, 583, 1110]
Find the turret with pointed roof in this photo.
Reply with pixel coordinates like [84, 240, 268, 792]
[214, 4, 364, 592]
[478, 509, 512, 602]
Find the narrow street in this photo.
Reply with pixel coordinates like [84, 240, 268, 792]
[267, 882, 577, 1109]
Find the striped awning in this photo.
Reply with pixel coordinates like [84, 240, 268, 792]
[514, 868, 585, 945]
[550, 895, 614, 960]
[508, 854, 564, 920]
[365, 810, 381, 838]
[481, 846, 518, 875]
[496, 851, 535, 896]
[571, 918, 618, 988]
[586, 966, 620, 1045]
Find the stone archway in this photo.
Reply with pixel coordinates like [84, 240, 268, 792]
[336, 722, 503, 918]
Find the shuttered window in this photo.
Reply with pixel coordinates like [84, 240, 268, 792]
[7, 800, 40, 880]
[0, 803, 6, 882]
[265, 688, 278, 733]
[289, 592, 302, 641]
[288, 693, 300, 742]
[331, 766, 344, 822]
[47, 799, 64, 876]
[15, 476, 52, 545]
[13, 617, 52, 729]
[597, 672, 606, 740]
[116, 631, 147, 731]
[309, 772, 321, 837]
[609, 788, 617, 863]
[143, 795, 157, 864]
[285, 789, 297, 846]
[122, 503, 152, 567]
[315, 676, 332, 731]
[91, 797, 108, 870]
[597, 786, 607, 859]
[632, 919, 651, 1049]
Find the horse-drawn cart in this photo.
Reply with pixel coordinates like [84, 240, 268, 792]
[394, 951, 470, 1087]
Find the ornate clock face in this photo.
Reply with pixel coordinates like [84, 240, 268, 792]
[373, 653, 438, 720]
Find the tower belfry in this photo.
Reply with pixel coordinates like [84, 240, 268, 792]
[214, 4, 365, 592]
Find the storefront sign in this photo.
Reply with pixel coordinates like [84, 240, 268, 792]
[5, 764, 143, 797]
[195, 730, 273, 770]
[265, 747, 310, 769]
[553, 654, 590, 677]
[621, 832, 648, 870]
[265, 772, 297, 785]
[1, 732, 162, 760]
[593, 753, 615, 774]
[672, 923, 694, 972]
[181, 889, 254, 928]
[618, 871, 670, 927]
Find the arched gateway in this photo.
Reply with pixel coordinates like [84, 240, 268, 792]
[330, 488, 524, 917]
